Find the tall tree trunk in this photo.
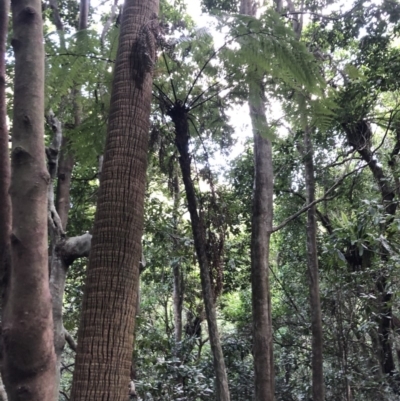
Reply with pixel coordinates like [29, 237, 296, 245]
[70, 1, 159, 400]
[248, 81, 275, 401]
[2, 0, 57, 400]
[303, 127, 325, 401]
[169, 105, 231, 401]
[240, 0, 275, 399]
[0, 0, 11, 293]
[47, 3, 89, 398]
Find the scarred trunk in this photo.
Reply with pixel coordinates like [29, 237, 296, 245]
[70, 1, 159, 399]
[2, 0, 57, 400]
[303, 127, 324, 401]
[169, 105, 231, 401]
[249, 82, 275, 401]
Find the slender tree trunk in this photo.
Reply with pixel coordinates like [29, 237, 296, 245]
[0, 0, 11, 291]
[303, 127, 325, 401]
[240, 0, 275, 399]
[2, 1, 57, 400]
[47, 4, 88, 398]
[169, 106, 231, 401]
[248, 81, 275, 401]
[79, 0, 89, 31]
[55, 138, 74, 229]
[70, 1, 159, 399]
[172, 174, 183, 347]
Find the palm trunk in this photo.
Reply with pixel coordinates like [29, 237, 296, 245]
[2, 1, 57, 399]
[70, 1, 159, 400]
[169, 106, 231, 401]
[303, 127, 324, 401]
[248, 82, 275, 401]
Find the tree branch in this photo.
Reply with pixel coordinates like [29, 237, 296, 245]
[64, 330, 77, 352]
[272, 162, 368, 233]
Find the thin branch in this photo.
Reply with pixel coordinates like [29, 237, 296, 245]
[189, 81, 221, 108]
[162, 51, 178, 103]
[281, 11, 339, 21]
[269, 265, 307, 323]
[46, 53, 115, 63]
[153, 83, 174, 106]
[59, 391, 70, 401]
[272, 162, 369, 233]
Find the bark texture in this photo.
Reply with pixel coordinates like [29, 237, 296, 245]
[169, 104, 231, 401]
[2, 1, 56, 400]
[70, 1, 159, 399]
[249, 83, 275, 401]
[303, 127, 325, 401]
[240, 0, 275, 399]
[0, 0, 11, 294]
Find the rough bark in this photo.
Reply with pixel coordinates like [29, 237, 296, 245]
[70, 1, 159, 400]
[0, 0, 11, 294]
[303, 127, 325, 401]
[240, 0, 275, 399]
[169, 104, 231, 401]
[2, 1, 56, 400]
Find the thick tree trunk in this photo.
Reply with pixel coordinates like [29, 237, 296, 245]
[240, 0, 275, 399]
[70, 1, 159, 400]
[2, 1, 57, 400]
[303, 127, 325, 401]
[0, 0, 11, 292]
[169, 105, 231, 401]
[248, 82, 275, 401]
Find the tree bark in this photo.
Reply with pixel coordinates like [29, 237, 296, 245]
[79, 0, 89, 30]
[248, 82, 275, 401]
[70, 1, 159, 400]
[303, 127, 325, 401]
[240, 0, 275, 399]
[0, 4, 10, 399]
[55, 137, 74, 230]
[169, 105, 231, 401]
[0, 0, 11, 294]
[2, 1, 57, 400]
